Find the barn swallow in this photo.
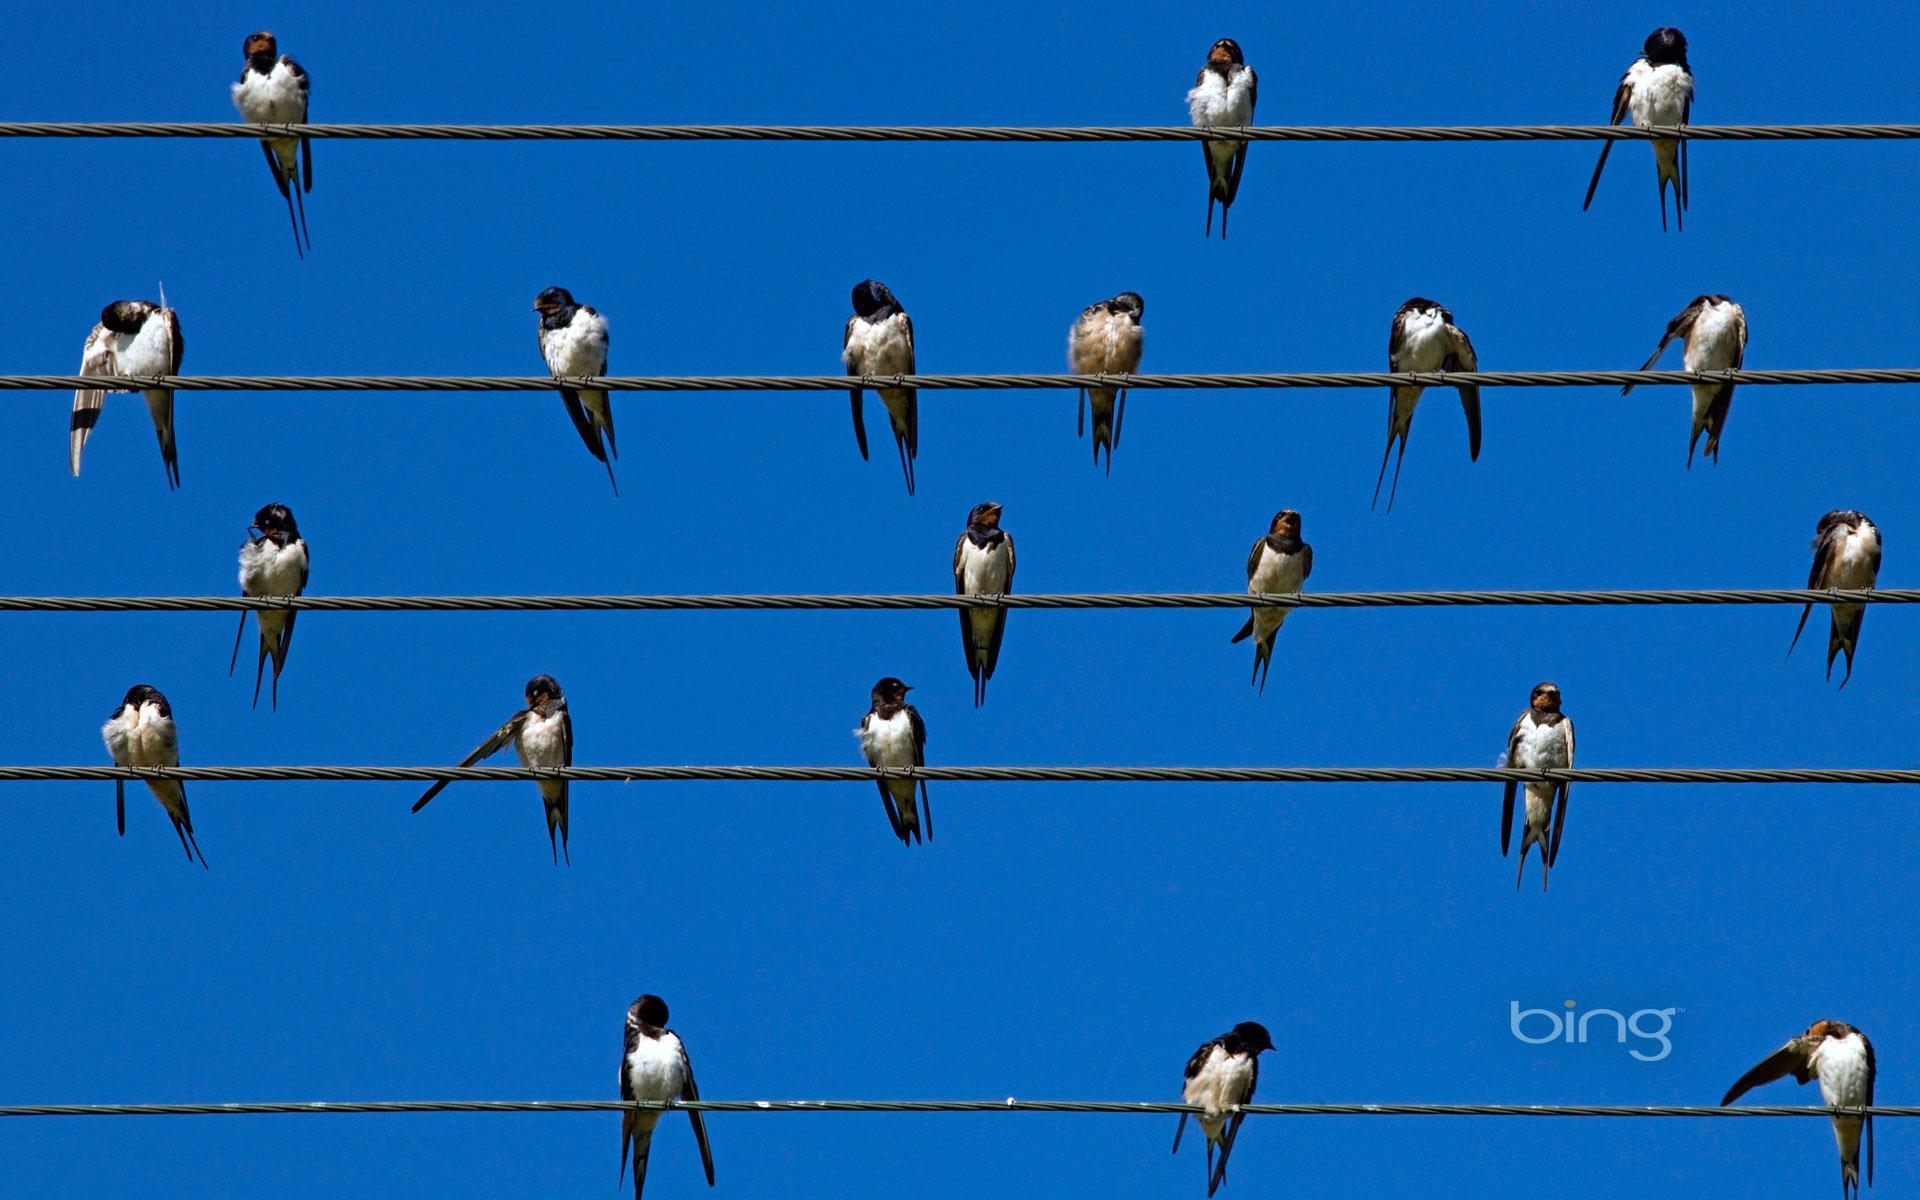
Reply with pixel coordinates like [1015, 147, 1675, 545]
[71, 299, 184, 488]
[229, 31, 313, 256]
[1622, 295, 1747, 466]
[1722, 1020, 1876, 1198]
[619, 993, 716, 1200]
[1501, 682, 1574, 892]
[856, 677, 929, 845]
[1172, 1021, 1274, 1197]
[1790, 511, 1883, 688]
[228, 503, 309, 711]
[1067, 292, 1145, 473]
[1186, 39, 1258, 238]
[1583, 27, 1693, 231]
[953, 502, 1017, 706]
[1230, 509, 1312, 694]
[100, 684, 206, 867]
[533, 287, 618, 494]
[1375, 298, 1480, 512]
[411, 674, 573, 863]
[843, 279, 918, 494]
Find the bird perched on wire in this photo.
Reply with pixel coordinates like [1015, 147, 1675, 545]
[533, 286, 618, 494]
[1186, 38, 1257, 237]
[1230, 509, 1311, 694]
[70, 298, 184, 489]
[953, 501, 1016, 706]
[843, 279, 919, 494]
[101, 684, 206, 868]
[1172, 1021, 1274, 1196]
[1501, 682, 1573, 892]
[1722, 1020, 1875, 1198]
[619, 993, 715, 1200]
[1583, 27, 1693, 231]
[857, 677, 929, 845]
[229, 30, 313, 256]
[1067, 292, 1145, 473]
[411, 674, 574, 863]
[1790, 510, 1882, 688]
[1374, 298, 1480, 512]
[1622, 294, 1746, 466]
[230, 503, 310, 711]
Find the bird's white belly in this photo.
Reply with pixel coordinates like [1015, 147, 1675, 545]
[861, 712, 916, 767]
[1830, 529, 1881, 589]
[1247, 545, 1303, 637]
[112, 322, 173, 379]
[543, 316, 608, 376]
[1631, 64, 1692, 127]
[626, 1033, 687, 1137]
[517, 712, 567, 768]
[232, 66, 305, 123]
[844, 314, 911, 375]
[120, 713, 176, 767]
[1187, 72, 1254, 128]
[1183, 1047, 1254, 1138]
[239, 539, 307, 596]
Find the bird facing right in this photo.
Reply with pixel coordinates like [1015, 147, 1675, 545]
[1722, 1020, 1875, 1198]
[411, 674, 574, 863]
[1067, 292, 1145, 473]
[71, 299, 184, 489]
[1186, 38, 1258, 237]
[1172, 1020, 1274, 1196]
[1622, 294, 1746, 466]
[1790, 510, 1883, 687]
[1501, 681, 1573, 891]
[620, 993, 715, 1200]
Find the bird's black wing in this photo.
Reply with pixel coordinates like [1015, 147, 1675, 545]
[679, 1041, 716, 1187]
[411, 710, 528, 811]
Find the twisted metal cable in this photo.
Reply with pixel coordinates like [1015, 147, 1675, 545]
[8, 766, 1920, 785]
[0, 588, 1907, 614]
[6, 368, 1920, 393]
[0, 1098, 1909, 1119]
[3, 121, 1920, 142]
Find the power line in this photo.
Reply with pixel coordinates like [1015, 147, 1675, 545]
[0, 588, 1907, 613]
[0, 1098, 1908, 1119]
[2, 121, 1919, 143]
[10, 766, 1920, 785]
[5, 368, 1920, 393]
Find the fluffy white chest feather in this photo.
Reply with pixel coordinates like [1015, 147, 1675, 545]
[238, 538, 308, 596]
[1830, 526, 1881, 588]
[626, 1031, 688, 1109]
[1069, 313, 1143, 374]
[1393, 309, 1453, 373]
[1510, 718, 1570, 771]
[1628, 61, 1692, 126]
[103, 703, 177, 767]
[112, 319, 176, 378]
[231, 62, 306, 123]
[1248, 543, 1305, 597]
[843, 314, 912, 375]
[1187, 68, 1256, 127]
[1815, 1034, 1873, 1106]
[1683, 303, 1742, 371]
[957, 538, 1011, 595]
[860, 710, 917, 767]
[516, 710, 567, 768]
[542, 311, 609, 376]
[1183, 1045, 1255, 1136]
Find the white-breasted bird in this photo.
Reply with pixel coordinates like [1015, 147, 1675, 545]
[229, 30, 313, 256]
[619, 993, 715, 1200]
[843, 279, 919, 494]
[229, 503, 310, 711]
[1583, 27, 1694, 231]
[533, 286, 618, 494]
[1186, 38, 1257, 238]
[411, 674, 574, 863]
[1067, 292, 1145, 473]
[71, 299, 184, 488]
[1172, 1021, 1275, 1197]
[953, 501, 1017, 706]
[101, 684, 206, 867]
[1375, 297, 1480, 512]
[1722, 1020, 1876, 1198]
[1230, 509, 1312, 694]
[1790, 510, 1883, 688]
[857, 676, 929, 845]
[1622, 294, 1747, 466]
[1501, 681, 1573, 891]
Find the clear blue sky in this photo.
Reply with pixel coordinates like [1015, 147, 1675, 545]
[1, 1, 1915, 1196]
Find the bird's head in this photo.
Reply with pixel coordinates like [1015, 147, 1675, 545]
[851, 279, 897, 317]
[250, 503, 299, 540]
[967, 501, 1003, 530]
[628, 994, 669, 1029]
[1231, 1021, 1276, 1054]
[1111, 291, 1145, 318]
[871, 677, 912, 706]
[1269, 509, 1302, 538]
[1208, 38, 1244, 66]
[1529, 682, 1563, 713]
[524, 674, 564, 708]
[99, 301, 153, 335]
[243, 31, 279, 63]
[532, 286, 577, 317]
[1643, 27, 1687, 65]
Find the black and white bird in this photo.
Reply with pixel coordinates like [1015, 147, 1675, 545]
[533, 286, 618, 494]
[619, 993, 716, 1200]
[843, 279, 918, 494]
[1375, 298, 1480, 512]
[71, 299, 184, 489]
[953, 502, 1016, 706]
[1583, 27, 1693, 231]
[228, 503, 310, 711]
[1790, 511, 1883, 688]
[1172, 1021, 1275, 1197]
[1622, 295, 1747, 466]
[412, 674, 574, 863]
[1722, 1020, 1876, 1198]
[1186, 38, 1257, 238]
[1501, 682, 1574, 892]
[1230, 509, 1312, 694]
[229, 31, 313, 256]
[1067, 292, 1145, 473]
[857, 677, 929, 846]
[101, 684, 206, 868]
